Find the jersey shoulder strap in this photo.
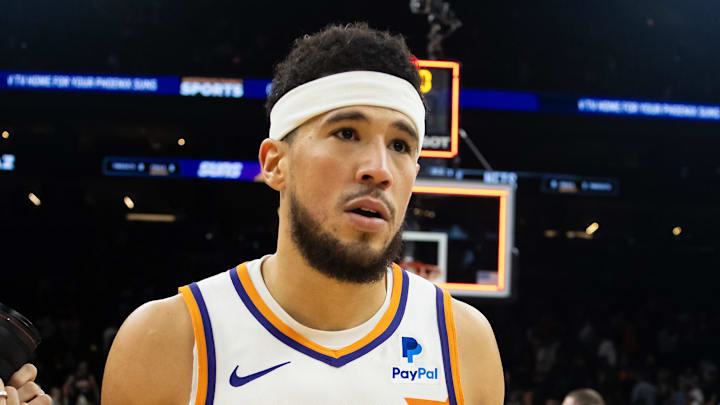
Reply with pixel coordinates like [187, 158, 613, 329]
[433, 283, 464, 405]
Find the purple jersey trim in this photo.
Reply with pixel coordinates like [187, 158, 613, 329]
[436, 286, 458, 405]
[229, 267, 409, 368]
[189, 282, 217, 405]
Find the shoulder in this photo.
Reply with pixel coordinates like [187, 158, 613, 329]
[450, 298, 504, 405]
[102, 294, 194, 405]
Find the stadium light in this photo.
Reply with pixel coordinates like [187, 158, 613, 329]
[28, 193, 41, 206]
[126, 213, 176, 223]
[586, 222, 599, 235]
[123, 196, 135, 210]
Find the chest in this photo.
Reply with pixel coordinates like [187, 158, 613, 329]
[210, 299, 449, 404]
[185, 266, 458, 405]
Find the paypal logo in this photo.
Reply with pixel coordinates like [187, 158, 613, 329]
[402, 337, 422, 363]
[393, 337, 438, 384]
[392, 367, 438, 382]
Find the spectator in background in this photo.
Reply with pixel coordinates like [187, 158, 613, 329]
[656, 367, 674, 405]
[562, 388, 606, 405]
[631, 370, 657, 405]
[49, 387, 62, 404]
[528, 312, 561, 381]
[687, 383, 704, 405]
[597, 335, 618, 368]
[62, 361, 99, 405]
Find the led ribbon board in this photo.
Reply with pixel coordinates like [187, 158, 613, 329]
[541, 175, 619, 196]
[103, 156, 261, 181]
[7, 70, 720, 122]
[180, 77, 244, 98]
[410, 178, 515, 298]
[0, 71, 179, 95]
[413, 60, 460, 159]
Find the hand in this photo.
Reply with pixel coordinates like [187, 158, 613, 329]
[0, 364, 52, 405]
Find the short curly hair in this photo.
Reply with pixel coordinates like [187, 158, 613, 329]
[265, 22, 422, 117]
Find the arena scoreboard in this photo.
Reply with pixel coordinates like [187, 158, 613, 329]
[413, 60, 460, 159]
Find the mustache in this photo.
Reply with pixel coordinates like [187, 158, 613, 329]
[340, 188, 396, 220]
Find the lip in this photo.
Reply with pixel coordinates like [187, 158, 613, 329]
[344, 198, 391, 222]
[344, 211, 387, 232]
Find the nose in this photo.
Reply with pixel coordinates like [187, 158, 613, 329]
[355, 138, 393, 189]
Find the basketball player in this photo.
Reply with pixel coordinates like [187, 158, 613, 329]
[102, 23, 504, 405]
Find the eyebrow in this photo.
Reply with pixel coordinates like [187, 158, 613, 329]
[324, 110, 370, 124]
[390, 120, 418, 142]
[324, 110, 418, 141]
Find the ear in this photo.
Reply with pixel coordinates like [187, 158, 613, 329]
[259, 138, 289, 192]
[415, 163, 421, 176]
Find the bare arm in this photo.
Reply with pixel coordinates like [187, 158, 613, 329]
[101, 295, 194, 405]
[452, 299, 505, 405]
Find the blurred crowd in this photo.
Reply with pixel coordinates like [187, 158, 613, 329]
[495, 299, 720, 405]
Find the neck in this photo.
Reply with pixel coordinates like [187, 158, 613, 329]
[261, 236, 388, 331]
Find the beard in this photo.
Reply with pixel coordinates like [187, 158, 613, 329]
[288, 190, 404, 284]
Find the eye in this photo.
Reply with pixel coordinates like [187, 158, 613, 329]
[333, 128, 356, 140]
[391, 139, 411, 154]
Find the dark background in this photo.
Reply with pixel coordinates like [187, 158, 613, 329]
[1, 1, 719, 404]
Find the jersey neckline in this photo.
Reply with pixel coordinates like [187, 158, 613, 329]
[228, 262, 409, 368]
[247, 256, 394, 349]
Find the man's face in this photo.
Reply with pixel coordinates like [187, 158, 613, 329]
[283, 105, 420, 282]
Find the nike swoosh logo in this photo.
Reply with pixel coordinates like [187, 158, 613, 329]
[229, 361, 291, 387]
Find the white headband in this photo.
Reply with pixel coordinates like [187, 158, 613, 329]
[269, 71, 425, 153]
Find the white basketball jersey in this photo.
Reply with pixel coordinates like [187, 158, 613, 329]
[179, 257, 464, 405]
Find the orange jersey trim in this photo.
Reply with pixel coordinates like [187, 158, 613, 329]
[179, 285, 208, 405]
[443, 290, 465, 405]
[405, 397, 451, 404]
[235, 262, 404, 359]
